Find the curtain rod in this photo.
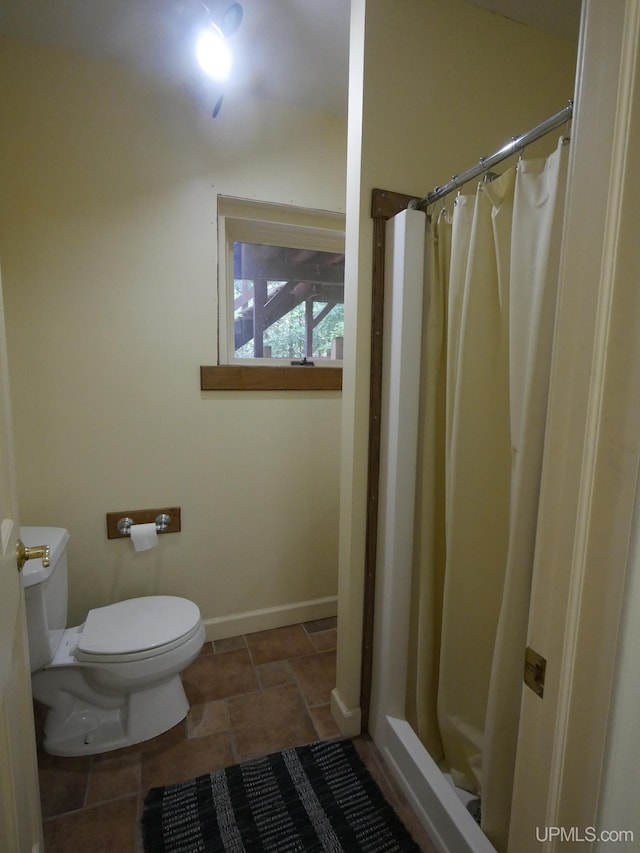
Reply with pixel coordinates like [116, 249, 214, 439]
[412, 100, 573, 211]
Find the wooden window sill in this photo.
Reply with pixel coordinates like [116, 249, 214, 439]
[200, 365, 342, 391]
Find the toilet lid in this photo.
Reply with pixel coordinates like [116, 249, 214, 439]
[77, 596, 201, 656]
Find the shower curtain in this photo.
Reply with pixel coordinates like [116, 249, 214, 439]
[406, 137, 569, 852]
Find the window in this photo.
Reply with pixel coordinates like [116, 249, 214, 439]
[217, 198, 345, 367]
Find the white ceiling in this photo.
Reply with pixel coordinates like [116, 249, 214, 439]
[0, 0, 580, 116]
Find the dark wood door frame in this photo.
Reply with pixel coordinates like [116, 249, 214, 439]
[360, 188, 418, 731]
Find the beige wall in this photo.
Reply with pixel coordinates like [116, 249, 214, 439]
[333, 0, 578, 732]
[0, 0, 577, 703]
[0, 39, 346, 633]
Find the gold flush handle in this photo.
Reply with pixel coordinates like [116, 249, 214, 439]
[16, 539, 50, 573]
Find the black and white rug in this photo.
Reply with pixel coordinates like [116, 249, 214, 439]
[141, 738, 420, 852]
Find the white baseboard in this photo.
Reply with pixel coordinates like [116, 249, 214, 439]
[330, 687, 362, 737]
[203, 596, 338, 642]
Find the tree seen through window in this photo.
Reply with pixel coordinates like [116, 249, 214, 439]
[233, 242, 345, 361]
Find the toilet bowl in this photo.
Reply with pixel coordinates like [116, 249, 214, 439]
[21, 526, 205, 756]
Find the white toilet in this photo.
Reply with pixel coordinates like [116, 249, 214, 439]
[20, 526, 205, 757]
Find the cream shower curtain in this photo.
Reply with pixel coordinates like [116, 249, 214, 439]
[406, 138, 569, 851]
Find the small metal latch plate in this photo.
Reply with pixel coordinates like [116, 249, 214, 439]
[524, 647, 547, 698]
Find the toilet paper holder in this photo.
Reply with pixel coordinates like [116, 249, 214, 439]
[106, 506, 181, 539]
[117, 514, 171, 537]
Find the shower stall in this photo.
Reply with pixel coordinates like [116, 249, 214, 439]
[368, 100, 573, 852]
[359, 2, 640, 846]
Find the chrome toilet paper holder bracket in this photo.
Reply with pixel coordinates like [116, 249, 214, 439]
[117, 513, 172, 537]
[106, 506, 181, 539]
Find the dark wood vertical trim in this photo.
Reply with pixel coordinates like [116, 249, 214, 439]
[359, 213, 387, 733]
[360, 189, 418, 732]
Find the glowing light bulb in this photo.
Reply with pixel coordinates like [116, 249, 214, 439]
[196, 26, 232, 81]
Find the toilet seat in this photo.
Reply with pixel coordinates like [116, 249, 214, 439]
[75, 596, 202, 664]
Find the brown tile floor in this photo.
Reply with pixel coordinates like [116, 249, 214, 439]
[36, 619, 435, 852]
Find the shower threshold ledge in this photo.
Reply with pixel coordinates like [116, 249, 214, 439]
[373, 716, 496, 853]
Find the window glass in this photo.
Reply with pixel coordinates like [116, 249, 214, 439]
[233, 242, 344, 360]
[218, 198, 345, 366]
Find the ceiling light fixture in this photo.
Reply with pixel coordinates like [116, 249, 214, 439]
[196, 2, 243, 115]
[196, 25, 231, 81]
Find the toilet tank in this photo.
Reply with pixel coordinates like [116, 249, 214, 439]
[20, 526, 70, 672]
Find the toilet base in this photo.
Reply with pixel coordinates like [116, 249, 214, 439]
[41, 674, 190, 756]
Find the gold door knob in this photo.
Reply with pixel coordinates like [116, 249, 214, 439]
[16, 539, 50, 573]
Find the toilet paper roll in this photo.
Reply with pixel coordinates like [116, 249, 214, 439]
[130, 522, 158, 552]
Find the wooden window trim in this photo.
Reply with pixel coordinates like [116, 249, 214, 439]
[200, 365, 342, 391]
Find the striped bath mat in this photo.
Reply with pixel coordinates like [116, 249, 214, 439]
[141, 738, 420, 851]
